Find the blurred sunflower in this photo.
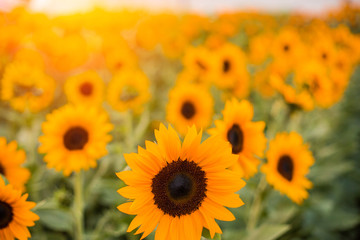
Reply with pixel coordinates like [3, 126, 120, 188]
[64, 70, 104, 107]
[212, 43, 248, 89]
[117, 124, 245, 240]
[261, 132, 315, 204]
[167, 83, 213, 135]
[38, 104, 113, 176]
[294, 60, 333, 108]
[176, 70, 211, 87]
[0, 177, 39, 240]
[271, 28, 305, 75]
[104, 46, 138, 73]
[107, 69, 151, 113]
[0, 137, 30, 192]
[14, 48, 45, 69]
[182, 46, 216, 83]
[248, 32, 273, 64]
[208, 98, 266, 178]
[1, 62, 56, 113]
[270, 74, 314, 111]
[309, 36, 336, 66]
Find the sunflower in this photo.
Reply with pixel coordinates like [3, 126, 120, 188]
[261, 132, 315, 204]
[64, 70, 104, 107]
[106, 69, 151, 113]
[208, 98, 266, 179]
[117, 124, 245, 240]
[0, 177, 39, 240]
[103, 41, 138, 73]
[38, 104, 113, 176]
[270, 74, 314, 111]
[271, 28, 305, 75]
[248, 32, 273, 64]
[212, 43, 248, 89]
[167, 83, 213, 135]
[294, 60, 333, 108]
[0, 137, 30, 192]
[1, 62, 56, 113]
[182, 46, 217, 83]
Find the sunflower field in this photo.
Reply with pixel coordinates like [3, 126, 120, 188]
[0, 1, 360, 240]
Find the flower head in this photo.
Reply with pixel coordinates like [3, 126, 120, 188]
[261, 132, 315, 204]
[0, 177, 39, 240]
[117, 124, 245, 240]
[38, 104, 113, 176]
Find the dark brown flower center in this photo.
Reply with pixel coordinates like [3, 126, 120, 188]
[196, 60, 207, 71]
[14, 84, 43, 97]
[283, 44, 290, 52]
[322, 53, 327, 60]
[277, 155, 294, 181]
[181, 101, 196, 119]
[0, 201, 13, 229]
[119, 85, 139, 102]
[79, 82, 93, 96]
[0, 163, 5, 176]
[227, 124, 244, 154]
[151, 159, 207, 217]
[223, 59, 231, 73]
[63, 126, 89, 150]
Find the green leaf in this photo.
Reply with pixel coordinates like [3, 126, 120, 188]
[201, 228, 221, 240]
[325, 210, 360, 230]
[245, 223, 290, 240]
[36, 208, 73, 233]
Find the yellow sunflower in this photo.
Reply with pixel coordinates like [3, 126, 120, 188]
[1, 62, 56, 113]
[271, 28, 305, 75]
[0, 177, 39, 240]
[208, 98, 266, 179]
[182, 46, 217, 83]
[38, 104, 113, 176]
[103, 42, 138, 73]
[64, 70, 104, 107]
[294, 60, 333, 108]
[248, 33, 273, 65]
[270, 74, 314, 111]
[117, 124, 245, 240]
[167, 83, 213, 135]
[106, 69, 151, 113]
[0, 137, 30, 192]
[261, 132, 315, 204]
[212, 43, 248, 89]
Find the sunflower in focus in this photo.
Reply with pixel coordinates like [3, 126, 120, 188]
[261, 132, 315, 204]
[64, 70, 104, 107]
[208, 98, 266, 178]
[167, 83, 213, 135]
[0, 177, 39, 240]
[38, 104, 113, 176]
[1, 62, 56, 113]
[107, 69, 151, 113]
[117, 124, 245, 240]
[0, 138, 30, 192]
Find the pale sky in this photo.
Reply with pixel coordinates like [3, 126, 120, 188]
[1, 0, 360, 15]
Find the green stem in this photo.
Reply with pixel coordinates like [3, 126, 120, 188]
[124, 110, 134, 152]
[74, 171, 84, 240]
[133, 105, 150, 143]
[247, 175, 267, 231]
